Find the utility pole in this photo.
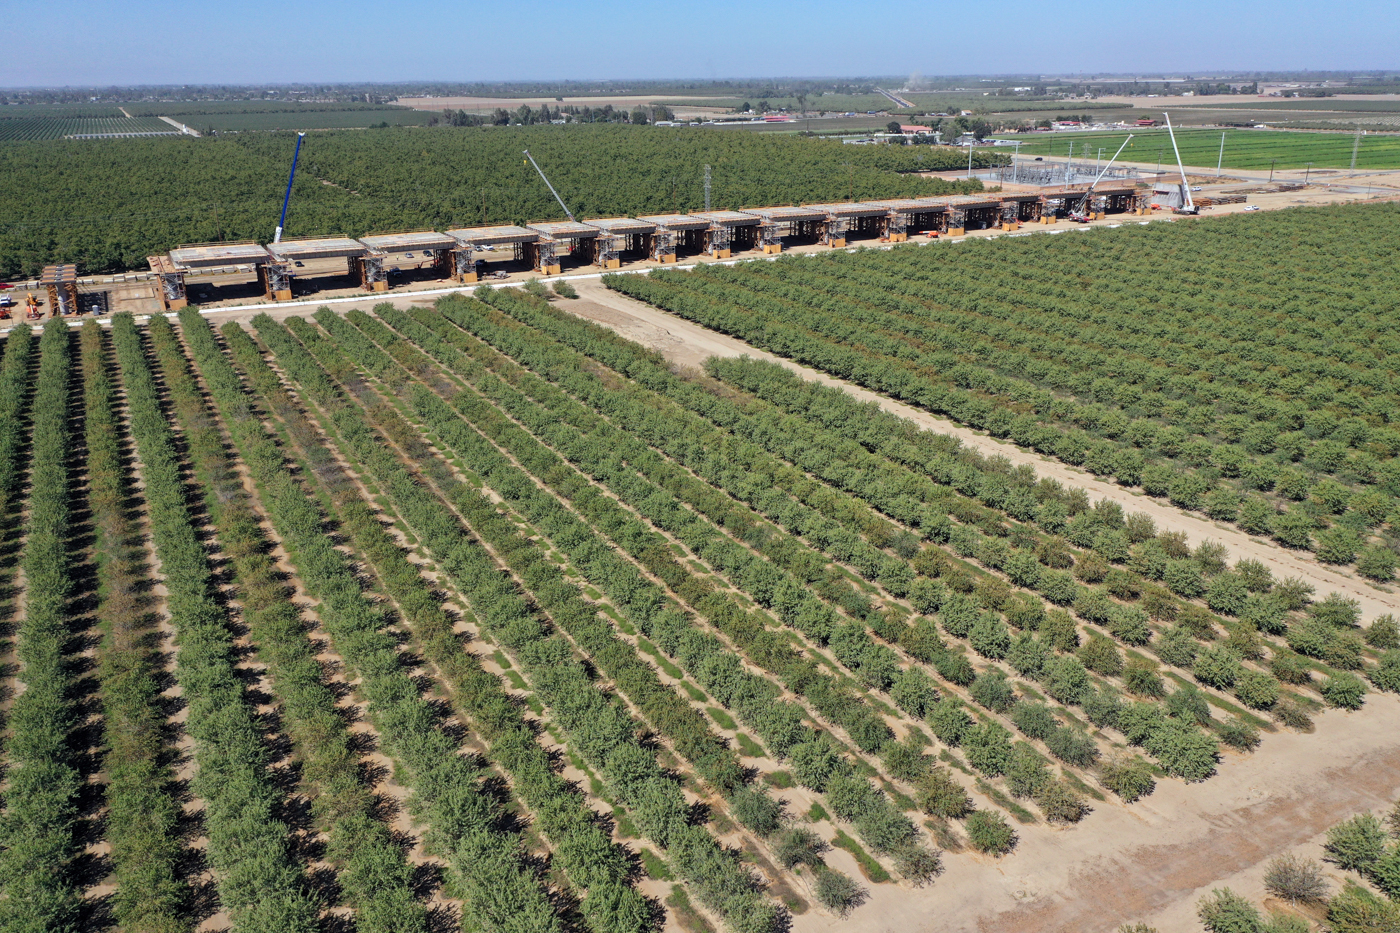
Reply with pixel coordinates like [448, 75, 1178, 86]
[1268, 159, 1277, 182]
[1216, 131, 1225, 177]
[1066, 141, 1074, 184]
[704, 164, 711, 212]
[1012, 140, 1021, 184]
[1304, 162, 1314, 185]
[1351, 125, 1362, 170]
[967, 143, 974, 180]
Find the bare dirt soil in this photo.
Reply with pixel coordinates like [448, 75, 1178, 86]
[840, 694, 1400, 933]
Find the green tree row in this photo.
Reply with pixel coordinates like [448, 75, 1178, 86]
[0, 326, 35, 513]
[603, 213, 1400, 575]
[378, 296, 1090, 819]
[696, 356, 1389, 710]
[718, 255, 1396, 571]
[334, 303, 940, 880]
[80, 320, 189, 933]
[0, 319, 82, 928]
[109, 313, 320, 932]
[462, 289, 1267, 778]
[143, 316, 430, 933]
[202, 312, 653, 933]
[253, 314, 781, 933]
[401, 298, 1111, 814]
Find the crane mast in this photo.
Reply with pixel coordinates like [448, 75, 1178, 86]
[1164, 113, 1197, 214]
[274, 132, 306, 244]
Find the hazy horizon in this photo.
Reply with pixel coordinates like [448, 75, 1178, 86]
[2, 0, 1395, 90]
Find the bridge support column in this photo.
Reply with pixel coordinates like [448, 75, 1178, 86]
[259, 261, 292, 301]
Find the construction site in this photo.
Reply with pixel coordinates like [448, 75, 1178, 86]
[7, 182, 1160, 321]
[7, 123, 1275, 319]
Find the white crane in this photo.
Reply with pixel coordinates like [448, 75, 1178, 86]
[1068, 134, 1134, 222]
[523, 149, 575, 221]
[1164, 113, 1197, 214]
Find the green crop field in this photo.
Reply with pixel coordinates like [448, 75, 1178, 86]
[998, 127, 1400, 170]
[5, 202, 1398, 929]
[0, 103, 126, 118]
[1203, 99, 1400, 112]
[127, 100, 438, 131]
[181, 108, 436, 131]
[0, 116, 177, 141]
[609, 201, 1400, 582]
[0, 124, 1000, 277]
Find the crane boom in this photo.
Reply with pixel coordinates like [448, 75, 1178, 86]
[1073, 134, 1134, 215]
[523, 149, 575, 221]
[274, 132, 306, 244]
[1164, 113, 1196, 213]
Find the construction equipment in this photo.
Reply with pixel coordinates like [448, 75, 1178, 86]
[273, 132, 306, 244]
[1067, 135, 1135, 222]
[1164, 114, 1197, 215]
[523, 149, 575, 220]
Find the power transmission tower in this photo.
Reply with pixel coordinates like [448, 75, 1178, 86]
[1351, 125, 1362, 170]
[704, 164, 711, 211]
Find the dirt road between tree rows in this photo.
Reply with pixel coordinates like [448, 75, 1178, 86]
[845, 693, 1400, 933]
[566, 279, 1400, 624]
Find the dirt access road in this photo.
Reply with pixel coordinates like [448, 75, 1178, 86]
[567, 279, 1400, 623]
[846, 694, 1400, 933]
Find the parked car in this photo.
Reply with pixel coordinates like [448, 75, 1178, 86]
[1244, 204, 1261, 211]
[293, 260, 305, 267]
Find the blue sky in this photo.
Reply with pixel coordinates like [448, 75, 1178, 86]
[2, 0, 1395, 88]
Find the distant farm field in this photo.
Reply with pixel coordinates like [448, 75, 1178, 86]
[0, 103, 126, 118]
[0, 116, 177, 141]
[1002, 127, 1400, 170]
[128, 100, 438, 131]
